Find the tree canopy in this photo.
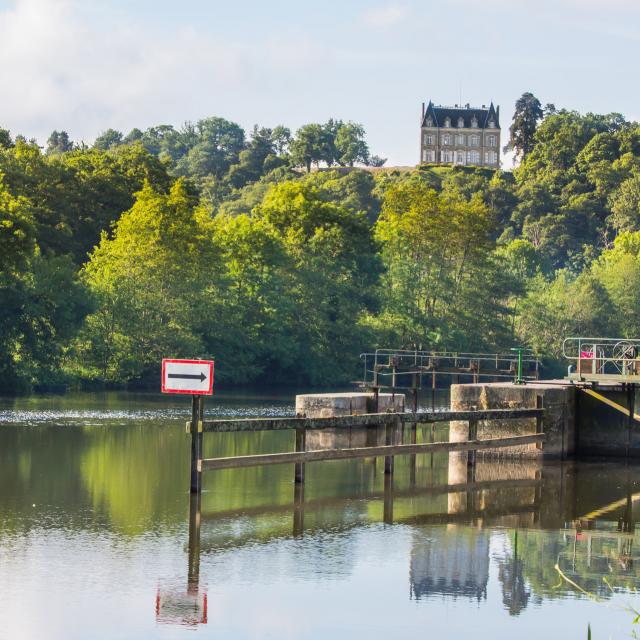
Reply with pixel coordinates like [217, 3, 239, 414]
[1, 99, 639, 390]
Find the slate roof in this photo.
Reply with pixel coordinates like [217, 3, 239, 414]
[422, 101, 500, 129]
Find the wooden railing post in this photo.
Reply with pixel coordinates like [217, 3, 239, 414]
[293, 481, 305, 537]
[294, 428, 306, 484]
[536, 395, 544, 451]
[384, 417, 400, 475]
[190, 395, 204, 494]
[467, 419, 478, 469]
[383, 473, 394, 524]
[410, 419, 417, 486]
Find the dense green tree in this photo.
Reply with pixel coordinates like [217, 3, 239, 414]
[175, 117, 245, 180]
[368, 155, 387, 167]
[46, 130, 74, 155]
[93, 128, 124, 151]
[517, 271, 616, 365]
[251, 181, 382, 383]
[0, 128, 13, 149]
[505, 92, 544, 162]
[290, 123, 329, 172]
[335, 122, 369, 166]
[609, 174, 640, 232]
[77, 180, 219, 382]
[0, 185, 36, 390]
[271, 125, 292, 155]
[371, 181, 512, 350]
[592, 231, 640, 337]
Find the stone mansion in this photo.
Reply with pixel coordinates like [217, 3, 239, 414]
[420, 101, 500, 167]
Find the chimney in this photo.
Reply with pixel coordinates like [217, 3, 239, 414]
[465, 103, 470, 109]
[422, 102, 425, 122]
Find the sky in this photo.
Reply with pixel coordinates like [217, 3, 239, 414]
[0, 0, 638, 166]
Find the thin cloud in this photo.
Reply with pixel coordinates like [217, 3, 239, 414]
[362, 4, 409, 28]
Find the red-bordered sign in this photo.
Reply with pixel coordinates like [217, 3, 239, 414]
[161, 359, 214, 395]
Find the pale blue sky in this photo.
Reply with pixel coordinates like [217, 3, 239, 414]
[0, 0, 638, 165]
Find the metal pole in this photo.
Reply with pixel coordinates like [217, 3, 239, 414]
[187, 492, 201, 594]
[190, 395, 204, 494]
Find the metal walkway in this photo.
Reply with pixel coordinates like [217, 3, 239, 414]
[564, 337, 640, 383]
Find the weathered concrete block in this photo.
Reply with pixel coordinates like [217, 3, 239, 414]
[295, 392, 405, 418]
[450, 382, 575, 459]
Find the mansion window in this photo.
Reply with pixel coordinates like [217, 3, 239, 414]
[457, 117, 464, 128]
[467, 150, 480, 164]
[471, 117, 478, 128]
[441, 150, 453, 163]
[444, 117, 451, 128]
[423, 149, 435, 163]
[442, 134, 452, 145]
[485, 150, 498, 165]
[488, 119, 496, 128]
[455, 151, 465, 164]
[425, 117, 433, 127]
[469, 134, 480, 147]
[487, 135, 497, 146]
[424, 133, 435, 145]
[455, 134, 466, 145]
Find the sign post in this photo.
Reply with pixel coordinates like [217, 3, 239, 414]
[162, 359, 214, 493]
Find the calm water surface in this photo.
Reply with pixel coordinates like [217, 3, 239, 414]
[1, 390, 639, 639]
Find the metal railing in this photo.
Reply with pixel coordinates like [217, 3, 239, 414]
[562, 337, 640, 378]
[359, 348, 540, 389]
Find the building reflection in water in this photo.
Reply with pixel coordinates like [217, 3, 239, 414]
[410, 527, 489, 601]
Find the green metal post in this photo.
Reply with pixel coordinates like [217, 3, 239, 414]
[511, 347, 525, 385]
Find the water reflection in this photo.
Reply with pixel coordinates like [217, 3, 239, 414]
[2, 392, 640, 638]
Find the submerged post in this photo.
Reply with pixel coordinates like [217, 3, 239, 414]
[190, 396, 204, 494]
[187, 492, 202, 593]
[384, 417, 400, 475]
[294, 428, 306, 484]
[467, 419, 478, 470]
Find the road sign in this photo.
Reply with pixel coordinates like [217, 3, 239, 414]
[162, 359, 214, 395]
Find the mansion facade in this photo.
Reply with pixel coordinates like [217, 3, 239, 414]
[420, 101, 500, 168]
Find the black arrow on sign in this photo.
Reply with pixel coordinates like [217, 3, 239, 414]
[168, 372, 207, 382]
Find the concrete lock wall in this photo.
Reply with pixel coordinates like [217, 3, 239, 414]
[295, 392, 405, 418]
[576, 386, 640, 457]
[450, 382, 576, 460]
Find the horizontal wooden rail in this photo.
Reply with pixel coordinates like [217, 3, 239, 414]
[199, 408, 543, 433]
[200, 477, 542, 521]
[200, 433, 544, 471]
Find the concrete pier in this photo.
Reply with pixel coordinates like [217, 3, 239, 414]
[295, 392, 405, 418]
[450, 382, 575, 459]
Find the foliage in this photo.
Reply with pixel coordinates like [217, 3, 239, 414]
[371, 181, 514, 351]
[505, 92, 544, 161]
[1, 98, 640, 390]
[76, 180, 217, 383]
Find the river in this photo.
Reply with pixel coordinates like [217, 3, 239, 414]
[0, 390, 639, 639]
